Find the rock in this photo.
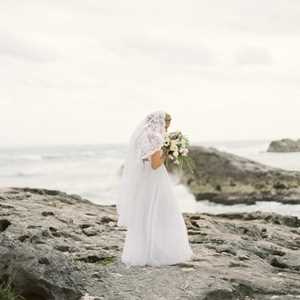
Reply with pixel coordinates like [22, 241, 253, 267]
[82, 226, 99, 237]
[269, 256, 289, 269]
[54, 244, 73, 252]
[75, 252, 116, 264]
[273, 182, 289, 189]
[216, 211, 300, 227]
[0, 235, 84, 300]
[79, 223, 92, 229]
[99, 216, 116, 224]
[18, 234, 30, 242]
[0, 219, 11, 232]
[215, 243, 237, 256]
[38, 257, 51, 265]
[41, 211, 55, 217]
[268, 138, 300, 153]
[168, 145, 300, 205]
[1, 187, 300, 299]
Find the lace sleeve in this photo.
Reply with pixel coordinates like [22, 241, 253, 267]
[139, 131, 164, 160]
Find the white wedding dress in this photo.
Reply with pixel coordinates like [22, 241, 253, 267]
[120, 156, 194, 267]
[116, 110, 194, 267]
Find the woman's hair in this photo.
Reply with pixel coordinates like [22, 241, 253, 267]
[165, 113, 172, 121]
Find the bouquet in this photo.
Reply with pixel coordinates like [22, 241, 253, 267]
[162, 130, 195, 174]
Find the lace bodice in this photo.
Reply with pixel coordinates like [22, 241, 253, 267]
[136, 111, 166, 160]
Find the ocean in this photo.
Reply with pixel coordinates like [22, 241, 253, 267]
[1, 140, 300, 217]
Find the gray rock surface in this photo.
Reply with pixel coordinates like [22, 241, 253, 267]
[1, 187, 300, 299]
[169, 145, 300, 205]
[267, 138, 300, 153]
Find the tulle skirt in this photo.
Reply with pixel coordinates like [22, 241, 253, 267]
[120, 161, 194, 267]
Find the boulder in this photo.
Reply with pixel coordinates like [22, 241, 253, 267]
[267, 138, 300, 153]
[1, 187, 300, 299]
[167, 145, 300, 204]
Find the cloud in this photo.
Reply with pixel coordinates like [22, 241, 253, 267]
[109, 35, 215, 67]
[0, 0, 299, 145]
[235, 45, 273, 66]
[227, 0, 300, 36]
[0, 30, 57, 62]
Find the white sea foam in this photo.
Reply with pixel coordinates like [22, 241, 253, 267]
[1, 141, 300, 216]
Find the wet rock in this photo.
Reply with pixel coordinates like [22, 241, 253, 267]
[1, 187, 300, 299]
[54, 244, 72, 252]
[168, 145, 300, 205]
[99, 216, 116, 224]
[18, 234, 30, 242]
[0, 235, 84, 300]
[0, 219, 11, 232]
[268, 138, 300, 153]
[41, 211, 55, 217]
[215, 244, 237, 256]
[38, 257, 50, 265]
[82, 226, 99, 237]
[269, 256, 289, 269]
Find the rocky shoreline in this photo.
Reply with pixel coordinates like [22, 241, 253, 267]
[1, 187, 300, 299]
[267, 138, 300, 153]
[169, 145, 300, 205]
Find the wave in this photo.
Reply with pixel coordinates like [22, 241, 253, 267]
[15, 171, 44, 177]
[0, 152, 101, 162]
[42, 151, 98, 160]
[0, 154, 44, 161]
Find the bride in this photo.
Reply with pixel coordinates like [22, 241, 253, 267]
[116, 110, 194, 267]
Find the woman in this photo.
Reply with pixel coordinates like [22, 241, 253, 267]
[116, 110, 194, 267]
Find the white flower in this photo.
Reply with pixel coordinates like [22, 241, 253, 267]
[182, 148, 189, 156]
[170, 140, 178, 151]
[163, 130, 190, 167]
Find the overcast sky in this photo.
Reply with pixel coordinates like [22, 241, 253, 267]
[1, 0, 300, 146]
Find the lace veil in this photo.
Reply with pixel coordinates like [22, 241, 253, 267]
[116, 110, 166, 227]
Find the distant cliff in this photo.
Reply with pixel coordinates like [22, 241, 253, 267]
[167, 145, 300, 205]
[267, 138, 300, 153]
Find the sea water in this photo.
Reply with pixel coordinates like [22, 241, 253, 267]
[1, 140, 300, 217]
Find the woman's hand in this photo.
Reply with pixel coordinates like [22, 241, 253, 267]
[150, 149, 168, 170]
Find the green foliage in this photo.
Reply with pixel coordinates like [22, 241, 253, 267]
[177, 155, 196, 174]
[96, 256, 116, 265]
[0, 278, 25, 300]
[163, 132, 196, 174]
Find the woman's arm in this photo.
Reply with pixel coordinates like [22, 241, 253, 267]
[150, 149, 168, 170]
